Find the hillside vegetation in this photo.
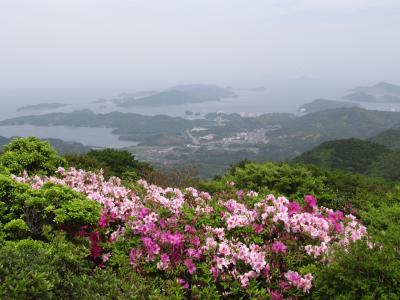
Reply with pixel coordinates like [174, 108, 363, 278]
[293, 130, 400, 181]
[298, 99, 360, 114]
[0, 137, 399, 299]
[369, 128, 400, 150]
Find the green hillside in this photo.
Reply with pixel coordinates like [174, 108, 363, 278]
[292, 131, 400, 181]
[292, 138, 389, 173]
[369, 128, 400, 150]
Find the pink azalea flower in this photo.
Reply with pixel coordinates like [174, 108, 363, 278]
[288, 201, 302, 215]
[304, 195, 317, 208]
[272, 241, 287, 254]
[252, 223, 264, 234]
[184, 259, 197, 274]
[269, 290, 284, 300]
[98, 211, 108, 229]
[177, 278, 189, 289]
[89, 232, 102, 259]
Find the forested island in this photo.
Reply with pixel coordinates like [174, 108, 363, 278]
[298, 99, 360, 113]
[115, 84, 236, 107]
[342, 81, 400, 102]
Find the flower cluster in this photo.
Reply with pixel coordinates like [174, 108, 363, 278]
[12, 167, 367, 298]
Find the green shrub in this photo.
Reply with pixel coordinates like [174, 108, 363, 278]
[0, 180, 101, 240]
[0, 174, 29, 225]
[0, 239, 57, 299]
[0, 235, 187, 299]
[0, 234, 95, 300]
[0, 137, 67, 176]
[312, 240, 400, 299]
[54, 198, 102, 230]
[312, 201, 400, 299]
[201, 161, 395, 212]
[19, 184, 101, 238]
[4, 219, 30, 239]
[201, 162, 327, 196]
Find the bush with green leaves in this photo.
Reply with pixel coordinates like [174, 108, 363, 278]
[0, 234, 94, 299]
[312, 241, 400, 299]
[0, 176, 101, 240]
[201, 161, 395, 212]
[0, 137, 67, 176]
[0, 233, 187, 299]
[311, 196, 400, 299]
[202, 162, 328, 196]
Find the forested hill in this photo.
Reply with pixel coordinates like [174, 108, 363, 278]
[298, 99, 360, 114]
[277, 107, 400, 141]
[369, 128, 400, 150]
[292, 129, 400, 180]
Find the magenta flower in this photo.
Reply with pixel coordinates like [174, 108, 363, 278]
[236, 189, 245, 198]
[184, 259, 197, 274]
[177, 278, 189, 289]
[186, 248, 201, 259]
[98, 211, 108, 229]
[129, 248, 142, 266]
[304, 195, 317, 208]
[333, 221, 344, 233]
[89, 232, 102, 259]
[328, 210, 344, 222]
[166, 232, 185, 247]
[138, 207, 150, 219]
[269, 290, 284, 300]
[141, 237, 160, 259]
[252, 223, 264, 234]
[189, 236, 201, 248]
[184, 224, 196, 234]
[288, 201, 302, 215]
[272, 241, 287, 254]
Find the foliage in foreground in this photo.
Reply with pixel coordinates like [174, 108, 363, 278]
[0, 137, 67, 176]
[0, 137, 399, 299]
[12, 167, 368, 299]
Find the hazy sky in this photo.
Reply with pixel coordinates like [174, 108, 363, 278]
[1, 0, 400, 88]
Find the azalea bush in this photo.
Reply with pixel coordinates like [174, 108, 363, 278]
[2, 138, 399, 298]
[12, 167, 368, 299]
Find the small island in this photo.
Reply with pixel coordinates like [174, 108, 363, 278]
[116, 84, 236, 107]
[17, 102, 68, 113]
[298, 99, 361, 114]
[342, 82, 400, 103]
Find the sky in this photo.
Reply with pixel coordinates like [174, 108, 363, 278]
[1, 0, 400, 90]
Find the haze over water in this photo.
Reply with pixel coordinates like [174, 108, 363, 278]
[0, 80, 370, 120]
[1, 1, 400, 147]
